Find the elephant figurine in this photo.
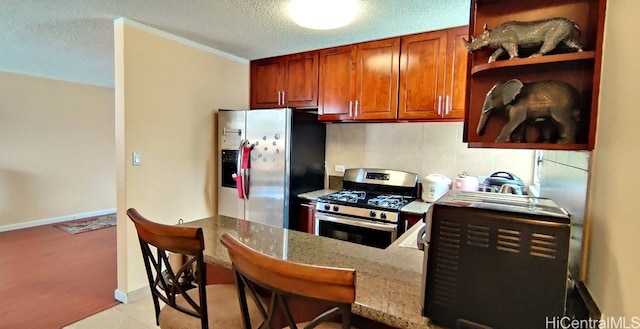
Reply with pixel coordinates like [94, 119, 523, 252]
[477, 79, 581, 144]
[463, 17, 583, 63]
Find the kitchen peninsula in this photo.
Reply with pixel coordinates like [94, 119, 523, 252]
[182, 215, 436, 329]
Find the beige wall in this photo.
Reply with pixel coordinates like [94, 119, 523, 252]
[586, 0, 640, 317]
[114, 19, 249, 297]
[326, 122, 535, 187]
[0, 71, 115, 228]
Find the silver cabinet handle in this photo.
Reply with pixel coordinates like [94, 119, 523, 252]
[277, 91, 281, 105]
[445, 95, 451, 115]
[282, 91, 286, 105]
[349, 100, 353, 116]
[354, 100, 359, 116]
[437, 96, 443, 115]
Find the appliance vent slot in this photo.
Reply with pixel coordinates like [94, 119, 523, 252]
[497, 228, 521, 253]
[433, 219, 461, 307]
[466, 224, 490, 248]
[530, 233, 558, 259]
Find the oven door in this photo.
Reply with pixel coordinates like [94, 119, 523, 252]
[314, 212, 397, 249]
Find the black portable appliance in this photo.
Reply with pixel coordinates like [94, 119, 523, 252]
[420, 190, 571, 329]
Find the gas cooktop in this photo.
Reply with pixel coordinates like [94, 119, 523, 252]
[319, 190, 413, 210]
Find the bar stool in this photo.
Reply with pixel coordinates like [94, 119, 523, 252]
[220, 233, 357, 329]
[127, 208, 262, 329]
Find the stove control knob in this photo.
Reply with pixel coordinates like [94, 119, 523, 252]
[369, 211, 376, 218]
[324, 204, 330, 211]
[332, 205, 339, 211]
[380, 213, 387, 220]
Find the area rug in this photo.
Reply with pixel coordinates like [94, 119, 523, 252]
[54, 213, 116, 234]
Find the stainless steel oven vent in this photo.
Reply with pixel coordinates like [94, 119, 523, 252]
[432, 219, 460, 307]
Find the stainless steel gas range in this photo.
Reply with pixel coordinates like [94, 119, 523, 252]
[314, 168, 420, 249]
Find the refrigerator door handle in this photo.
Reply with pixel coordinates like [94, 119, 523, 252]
[242, 170, 249, 200]
[236, 140, 254, 200]
[236, 140, 244, 177]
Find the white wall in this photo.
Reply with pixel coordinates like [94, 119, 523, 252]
[326, 122, 535, 187]
[114, 19, 249, 297]
[0, 71, 115, 229]
[585, 0, 640, 317]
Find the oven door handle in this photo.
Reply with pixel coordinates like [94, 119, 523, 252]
[315, 213, 397, 232]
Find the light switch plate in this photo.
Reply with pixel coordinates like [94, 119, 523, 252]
[132, 152, 141, 166]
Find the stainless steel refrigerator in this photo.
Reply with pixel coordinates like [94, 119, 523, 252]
[217, 108, 326, 228]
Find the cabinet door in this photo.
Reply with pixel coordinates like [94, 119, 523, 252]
[355, 38, 400, 120]
[298, 201, 316, 234]
[398, 31, 448, 120]
[443, 26, 469, 119]
[251, 58, 284, 109]
[283, 51, 319, 108]
[318, 45, 356, 121]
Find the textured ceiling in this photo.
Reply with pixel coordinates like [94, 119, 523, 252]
[1, 0, 470, 87]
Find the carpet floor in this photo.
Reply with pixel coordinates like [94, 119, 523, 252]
[0, 222, 118, 328]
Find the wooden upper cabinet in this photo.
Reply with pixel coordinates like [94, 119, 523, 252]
[251, 59, 283, 109]
[284, 52, 319, 108]
[318, 45, 356, 121]
[250, 51, 318, 109]
[354, 38, 400, 120]
[444, 26, 470, 119]
[319, 39, 400, 121]
[398, 26, 469, 120]
[253, 26, 467, 122]
[398, 30, 447, 120]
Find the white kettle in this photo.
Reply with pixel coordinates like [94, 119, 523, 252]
[422, 174, 451, 202]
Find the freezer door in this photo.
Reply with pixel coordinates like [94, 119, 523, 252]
[244, 109, 288, 227]
[218, 110, 246, 219]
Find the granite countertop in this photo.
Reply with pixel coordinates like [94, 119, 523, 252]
[297, 189, 337, 201]
[182, 215, 440, 329]
[401, 200, 432, 215]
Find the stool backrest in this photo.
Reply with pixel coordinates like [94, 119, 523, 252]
[220, 233, 356, 329]
[127, 208, 209, 329]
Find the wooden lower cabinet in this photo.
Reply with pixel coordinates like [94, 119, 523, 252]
[399, 212, 424, 236]
[298, 199, 316, 234]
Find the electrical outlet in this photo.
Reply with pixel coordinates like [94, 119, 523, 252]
[335, 165, 345, 173]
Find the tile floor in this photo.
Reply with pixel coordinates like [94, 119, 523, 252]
[64, 295, 160, 329]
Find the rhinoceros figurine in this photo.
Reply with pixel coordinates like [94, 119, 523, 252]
[464, 17, 583, 63]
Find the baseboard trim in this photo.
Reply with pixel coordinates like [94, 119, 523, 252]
[114, 286, 149, 304]
[0, 208, 117, 232]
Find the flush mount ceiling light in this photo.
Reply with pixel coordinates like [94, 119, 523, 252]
[287, 0, 360, 30]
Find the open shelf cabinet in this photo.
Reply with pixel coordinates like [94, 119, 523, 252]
[463, 0, 606, 150]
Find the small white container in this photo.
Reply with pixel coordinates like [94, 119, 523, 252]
[422, 174, 452, 202]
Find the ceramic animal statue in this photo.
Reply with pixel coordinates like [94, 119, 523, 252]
[477, 79, 581, 144]
[463, 17, 583, 63]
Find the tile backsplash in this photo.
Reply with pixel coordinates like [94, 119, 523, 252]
[325, 122, 535, 187]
